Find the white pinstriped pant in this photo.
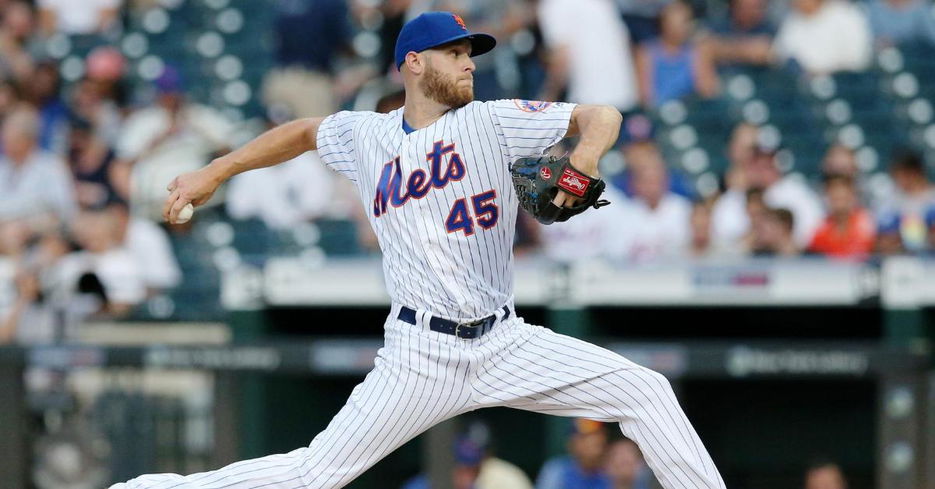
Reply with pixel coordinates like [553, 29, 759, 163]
[119, 304, 725, 489]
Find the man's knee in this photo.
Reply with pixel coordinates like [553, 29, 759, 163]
[630, 367, 675, 399]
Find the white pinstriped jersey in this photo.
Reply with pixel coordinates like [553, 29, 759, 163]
[316, 100, 575, 320]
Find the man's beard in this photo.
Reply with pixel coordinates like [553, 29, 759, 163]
[419, 64, 473, 108]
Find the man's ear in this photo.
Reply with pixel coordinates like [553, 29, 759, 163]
[405, 51, 424, 75]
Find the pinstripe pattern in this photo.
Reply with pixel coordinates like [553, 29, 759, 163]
[115, 100, 725, 489]
[316, 100, 573, 322]
[120, 309, 725, 489]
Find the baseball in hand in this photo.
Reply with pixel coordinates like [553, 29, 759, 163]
[176, 203, 194, 224]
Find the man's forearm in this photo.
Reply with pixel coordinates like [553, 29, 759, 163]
[568, 105, 622, 176]
[207, 117, 323, 182]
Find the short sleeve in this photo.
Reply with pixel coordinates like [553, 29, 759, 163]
[488, 99, 576, 162]
[316, 111, 367, 183]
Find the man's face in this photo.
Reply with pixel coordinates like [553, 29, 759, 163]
[2, 124, 34, 162]
[794, 0, 823, 15]
[827, 181, 857, 217]
[822, 146, 857, 178]
[570, 431, 607, 470]
[633, 164, 667, 207]
[748, 153, 779, 189]
[732, 0, 767, 27]
[805, 466, 847, 489]
[419, 41, 475, 108]
[605, 441, 642, 484]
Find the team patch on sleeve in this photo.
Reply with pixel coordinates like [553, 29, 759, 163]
[513, 99, 554, 113]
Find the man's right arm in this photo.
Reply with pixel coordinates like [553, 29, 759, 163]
[163, 117, 325, 223]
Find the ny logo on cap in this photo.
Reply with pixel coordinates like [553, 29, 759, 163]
[453, 14, 467, 31]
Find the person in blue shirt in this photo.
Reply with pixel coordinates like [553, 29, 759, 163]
[402, 435, 485, 489]
[536, 419, 612, 489]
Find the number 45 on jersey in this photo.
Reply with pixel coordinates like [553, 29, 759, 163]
[446, 189, 498, 236]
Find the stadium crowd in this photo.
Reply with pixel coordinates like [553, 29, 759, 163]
[400, 418, 851, 489]
[0, 0, 935, 339]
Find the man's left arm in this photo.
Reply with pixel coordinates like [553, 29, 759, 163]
[556, 105, 622, 206]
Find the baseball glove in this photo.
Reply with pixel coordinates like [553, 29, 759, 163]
[510, 155, 610, 225]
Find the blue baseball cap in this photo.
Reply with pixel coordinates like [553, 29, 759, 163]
[394, 12, 496, 70]
[453, 436, 484, 466]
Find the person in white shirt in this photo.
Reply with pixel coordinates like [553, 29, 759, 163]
[0, 105, 77, 255]
[712, 145, 824, 248]
[537, 0, 639, 112]
[38, 0, 121, 36]
[226, 144, 337, 230]
[110, 203, 181, 293]
[772, 0, 872, 74]
[610, 154, 692, 263]
[113, 67, 234, 221]
[539, 183, 630, 262]
[57, 208, 146, 318]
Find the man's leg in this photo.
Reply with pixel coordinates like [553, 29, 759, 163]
[472, 322, 725, 489]
[121, 320, 474, 489]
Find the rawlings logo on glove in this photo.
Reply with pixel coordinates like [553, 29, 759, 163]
[510, 155, 610, 225]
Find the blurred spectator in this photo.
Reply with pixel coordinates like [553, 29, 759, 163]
[604, 439, 654, 489]
[0, 105, 76, 252]
[635, 1, 719, 107]
[0, 1, 39, 84]
[536, 419, 611, 489]
[67, 117, 120, 210]
[687, 200, 735, 257]
[537, 0, 639, 113]
[821, 143, 858, 179]
[808, 175, 875, 259]
[0, 78, 20, 120]
[37, 0, 121, 36]
[76, 46, 129, 141]
[113, 66, 233, 221]
[875, 149, 935, 252]
[876, 213, 905, 254]
[226, 147, 338, 230]
[262, 0, 353, 118]
[615, 140, 696, 199]
[804, 461, 848, 489]
[749, 207, 799, 256]
[110, 203, 181, 293]
[538, 184, 629, 262]
[712, 141, 824, 248]
[819, 143, 885, 210]
[773, 0, 872, 74]
[399, 422, 532, 489]
[70, 77, 122, 147]
[465, 420, 534, 489]
[708, 0, 775, 66]
[610, 144, 692, 262]
[371, 0, 413, 75]
[615, 0, 672, 44]
[709, 0, 775, 36]
[866, 0, 935, 47]
[0, 267, 55, 344]
[56, 208, 145, 317]
[24, 61, 69, 154]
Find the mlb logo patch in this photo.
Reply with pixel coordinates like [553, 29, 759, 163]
[539, 167, 552, 180]
[513, 100, 553, 113]
[557, 168, 589, 197]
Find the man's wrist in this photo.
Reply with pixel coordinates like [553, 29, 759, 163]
[205, 158, 232, 184]
[568, 154, 600, 178]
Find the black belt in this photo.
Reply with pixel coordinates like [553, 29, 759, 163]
[397, 306, 510, 339]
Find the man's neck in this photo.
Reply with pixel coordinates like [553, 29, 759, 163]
[402, 92, 451, 130]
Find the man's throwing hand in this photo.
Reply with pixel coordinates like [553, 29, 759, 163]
[163, 167, 222, 224]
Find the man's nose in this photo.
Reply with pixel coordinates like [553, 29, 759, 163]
[464, 58, 475, 73]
